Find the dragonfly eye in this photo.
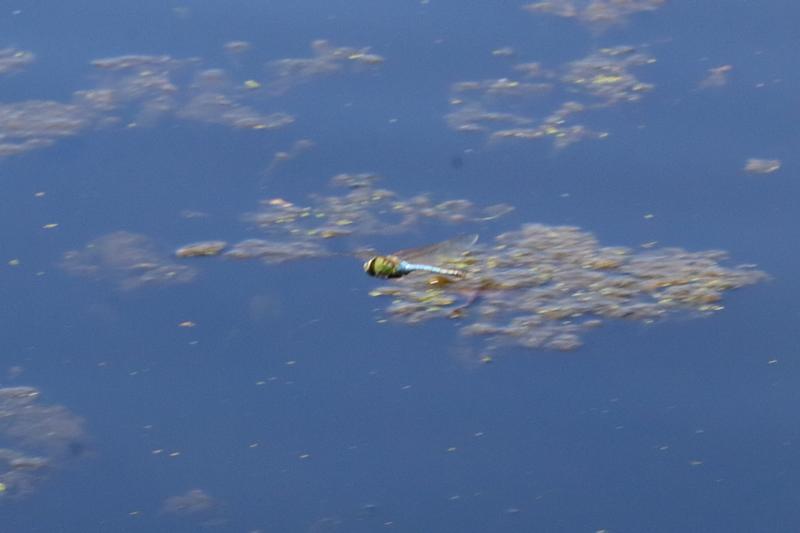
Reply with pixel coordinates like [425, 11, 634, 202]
[363, 257, 377, 276]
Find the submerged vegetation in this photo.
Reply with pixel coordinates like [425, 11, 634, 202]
[0, 386, 86, 498]
[63, 232, 196, 290]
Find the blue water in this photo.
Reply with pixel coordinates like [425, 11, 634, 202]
[1, 1, 798, 531]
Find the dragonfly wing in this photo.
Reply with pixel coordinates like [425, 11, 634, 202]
[352, 246, 379, 260]
[394, 234, 478, 263]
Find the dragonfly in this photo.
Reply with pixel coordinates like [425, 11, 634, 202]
[363, 234, 478, 279]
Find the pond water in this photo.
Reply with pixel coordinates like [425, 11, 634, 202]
[0, 1, 798, 532]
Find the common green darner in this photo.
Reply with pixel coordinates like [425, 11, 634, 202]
[363, 234, 478, 279]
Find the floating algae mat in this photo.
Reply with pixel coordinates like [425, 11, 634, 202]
[368, 224, 765, 352]
[173, 174, 765, 354]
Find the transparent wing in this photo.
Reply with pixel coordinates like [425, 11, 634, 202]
[394, 234, 478, 263]
[351, 246, 379, 260]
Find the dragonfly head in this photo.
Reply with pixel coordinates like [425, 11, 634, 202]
[363, 255, 403, 279]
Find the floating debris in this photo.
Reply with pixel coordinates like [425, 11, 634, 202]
[492, 47, 516, 58]
[744, 158, 781, 175]
[174, 240, 227, 258]
[62, 231, 196, 290]
[369, 224, 765, 354]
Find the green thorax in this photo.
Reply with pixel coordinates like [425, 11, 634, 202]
[363, 255, 404, 279]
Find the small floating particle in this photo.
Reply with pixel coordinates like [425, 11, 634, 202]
[699, 64, 732, 88]
[491, 47, 515, 57]
[8, 259, 19, 266]
[643, 213, 655, 219]
[447, 447, 457, 453]
[178, 321, 196, 328]
[244, 80, 261, 90]
[768, 359, 778, 365]
[298, 453, 310, 459]
[168, 451, 181, 458]
[175, 240, 227, 258]
[744, 158, 781, 174]
[42, 223, 58, 229]
[224, 40, 251, 54]
[480, 355, 493, 364]
[34, 191, 45, 198]
[689, 459, 703, 466]
[267, 198, 293, 208]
